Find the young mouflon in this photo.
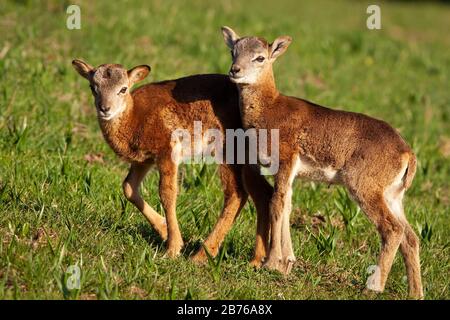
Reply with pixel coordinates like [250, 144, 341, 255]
[221, 27, 423, 299]
[72, 59, 273, 265]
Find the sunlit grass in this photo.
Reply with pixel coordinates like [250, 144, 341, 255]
[0, 0, 449, 299]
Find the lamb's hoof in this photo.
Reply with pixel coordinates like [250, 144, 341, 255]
[164, 241, 183, 259]
[410, 293, 424, 300]
[160, 232, 168, 242]
[155, 220, 168, 241]
[283, 256, 296, 275]
[249, 257, 264, 269]
[263, 255, 295, 275]
[263, 256, 285, 274]
[408, 289, 424, 300]
[190, 249, 208, 265]
[164, 249, 181, 259]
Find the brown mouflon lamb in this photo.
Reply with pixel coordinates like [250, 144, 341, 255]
[221, 27, 423, 299]
[72, 59, 273, 265]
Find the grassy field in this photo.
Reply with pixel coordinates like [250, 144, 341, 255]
[0, 0, 449, 299]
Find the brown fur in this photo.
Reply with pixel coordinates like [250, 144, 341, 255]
[221, 27, 423, 299]
[72, 60, 273, 265]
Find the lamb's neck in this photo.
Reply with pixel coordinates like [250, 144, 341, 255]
[98, 97, 134, 156]
[237, 72, 279, 129]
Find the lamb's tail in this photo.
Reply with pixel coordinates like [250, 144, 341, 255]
[402, 152, 417, 190]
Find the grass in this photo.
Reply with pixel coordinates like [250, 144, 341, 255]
[0, 0, 449, 299]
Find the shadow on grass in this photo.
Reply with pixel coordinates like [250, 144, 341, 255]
[133, 222, 203, 258]
[131, 222, 251, 263]
[134, 222, 165, 248]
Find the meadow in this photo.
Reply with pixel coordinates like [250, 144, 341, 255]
[0, 0, 449, 299]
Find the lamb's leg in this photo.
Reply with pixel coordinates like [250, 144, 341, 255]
[158, 157, 183, 258]
[242, 164, 273, 268]
[264, 160, 297, 274]
[281, 193, 295, 274]
[123, 163, 167, 240]
[191, 164, 247, 263]
[357, 192, 405, 293]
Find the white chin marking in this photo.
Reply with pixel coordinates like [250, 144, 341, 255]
[230, 77, 244, 84]
[231, 76, 256, 85]
[100, 104, 126, 121]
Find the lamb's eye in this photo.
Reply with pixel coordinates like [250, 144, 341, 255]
[119, 87, 127, 94]
[255, 56, 265, 63]
[230, 50, 234, 58]
[89, 85, 96, 95]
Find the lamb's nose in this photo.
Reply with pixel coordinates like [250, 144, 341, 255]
[99, 104, 110, 113]
[230, 65, 241, 75]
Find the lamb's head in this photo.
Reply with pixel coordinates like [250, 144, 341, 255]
[221, 26, 292, 85]
[72, 59, 150, 121]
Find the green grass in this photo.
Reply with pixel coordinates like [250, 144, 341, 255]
[0, 0, 449, 299]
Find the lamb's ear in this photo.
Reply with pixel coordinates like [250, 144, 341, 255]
[72, 59, 94, 80]
[221, 26, 240, 49]
[269, 36, 292, 61]
[128, 65, 151, 86]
